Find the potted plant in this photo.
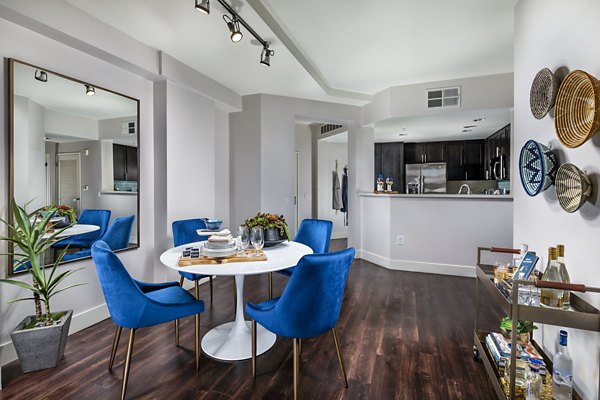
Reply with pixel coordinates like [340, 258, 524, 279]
[500, 316, 537, 345]
[42, 204, 77, 228]
[0, 200, 84, 373]
[243, 213, 291, 242]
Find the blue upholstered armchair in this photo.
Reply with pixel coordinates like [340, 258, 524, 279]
[269, 219, 333, 298]
[91, 241, 204, 400]
[63, 215, 134, 261]
[52, 209, 111, 249]
[246, 247, 354, 400]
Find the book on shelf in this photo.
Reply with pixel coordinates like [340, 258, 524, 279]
[490, 332, 546, 372]
[485, 334, 506, 374]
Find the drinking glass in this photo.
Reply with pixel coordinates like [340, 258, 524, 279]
[250, 227, 264, 256]
[238, 226, 250, 255]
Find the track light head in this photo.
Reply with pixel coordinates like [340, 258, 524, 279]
[85, 85, 96, 96]
[260, 46, 274, 67]
[34, 70, 48, 82]
[195, 0, 210, 14]
[223, 15, 243, 43]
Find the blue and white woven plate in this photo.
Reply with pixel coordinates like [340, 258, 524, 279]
[519, 140, 558, 196]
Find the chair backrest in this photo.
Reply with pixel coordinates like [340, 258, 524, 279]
[294, 219, 333, 254]
[74, 209, 112, 241]
[101, 215, 135, 250]
[275, 247, 355, 338]
[91, 241, 148, 328]
[172, 218, 208, 247]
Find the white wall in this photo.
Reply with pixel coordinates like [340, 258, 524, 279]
[294, 124, 312, 231]
[514, 1, 600, 398]
[45, 109, 98, 140]
[360, 195, 513, 276]
[317, 140, 348, 238]
[0, 17, 156, 368]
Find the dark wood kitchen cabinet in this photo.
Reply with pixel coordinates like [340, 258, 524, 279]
[446, 140, 484, 180]
[404, 142, 445, 164]
[374, 142, 405, 193]
[484, 124, 511, 180]
[113, 144, 138, 182]
[446, 141, 464, 180]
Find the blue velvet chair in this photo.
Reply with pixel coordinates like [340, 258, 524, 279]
[173, 218, 228, 303]
[91, 241, 204, 400]
[246, 248, 355, 400]
[63, 215, 134, 261]
[52, 209, 111, 249]
[269, 219, 333, 298]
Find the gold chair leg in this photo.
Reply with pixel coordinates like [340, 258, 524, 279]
[195, 280, 200, 300]
[293, 338, 300, 400]
[121, 328, 136, 400]
[269, 272, 273, 299]
[195, 314, 200, 371]
[332, 327, 348, 388]
[209, 276, 214, 303]
[252, 320, 257, 379]
[179, 276, 184, 287]
[108, 325, 122, 370]
[175, 319, 180, 347]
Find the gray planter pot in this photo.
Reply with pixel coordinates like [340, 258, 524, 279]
[264, 228, 283, 242]
[10, 310, 72, 373]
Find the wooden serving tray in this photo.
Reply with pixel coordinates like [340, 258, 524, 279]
[178, 250, 267, 266]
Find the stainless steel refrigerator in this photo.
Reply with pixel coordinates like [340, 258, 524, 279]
[405, 163, 447, 194]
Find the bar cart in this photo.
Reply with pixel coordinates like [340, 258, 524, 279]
[474, 246, 600, 400]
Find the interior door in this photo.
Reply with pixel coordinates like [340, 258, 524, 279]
[57, 153, 81, 212]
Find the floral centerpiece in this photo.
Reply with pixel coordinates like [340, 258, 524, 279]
[243, 212, 291, 242]
[42, 204, 77, 227]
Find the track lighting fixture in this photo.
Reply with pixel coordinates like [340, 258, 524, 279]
[195, 0, 274, 66]
[34, 70, 47, 82]
[85, 85, 95, 96]
[260, 46, 274, 67]
[195, 0, 210, 14]
[223, 15, 243, 43]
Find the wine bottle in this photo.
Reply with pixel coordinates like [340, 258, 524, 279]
[552, 330, 573, 400]
[540, 247, 564, 308]
[556, 244, 571, 308]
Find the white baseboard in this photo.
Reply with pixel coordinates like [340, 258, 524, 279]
[357, 250, 475, 278]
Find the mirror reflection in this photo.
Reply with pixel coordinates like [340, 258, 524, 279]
[10, 60, 140, 274]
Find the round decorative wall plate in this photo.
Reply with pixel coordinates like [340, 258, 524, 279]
[555, 163, 592, 213]
[519, 140, 558, 196]
[530, 68, 559, 119]
[554, 70, 600, 148]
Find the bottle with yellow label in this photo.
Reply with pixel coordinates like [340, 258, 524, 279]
[556, 244, 570, 309]
[540, 247, 564, 308]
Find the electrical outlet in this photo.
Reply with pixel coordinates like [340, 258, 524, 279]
[396, 235, 405, 245]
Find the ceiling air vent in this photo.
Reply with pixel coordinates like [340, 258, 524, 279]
[427, 86, 461, 109]
[121, 121, 136, 135]
[320, 124, 343, 135]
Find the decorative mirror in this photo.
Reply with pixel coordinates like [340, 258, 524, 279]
[7, 59, 140, 276]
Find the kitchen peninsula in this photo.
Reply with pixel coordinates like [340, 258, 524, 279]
[358, 192, 513, 277]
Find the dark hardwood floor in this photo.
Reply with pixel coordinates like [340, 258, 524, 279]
[0, 239, 503, 399]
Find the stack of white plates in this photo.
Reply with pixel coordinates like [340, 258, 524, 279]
[203, 236, 237, 257]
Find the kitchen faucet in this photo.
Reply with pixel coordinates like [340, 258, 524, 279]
[458, 184, 471, 195]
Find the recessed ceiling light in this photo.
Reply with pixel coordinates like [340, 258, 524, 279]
[462, 129, 472, 133]
[463, 125, 477, 129]
[473, 118, 486, 122]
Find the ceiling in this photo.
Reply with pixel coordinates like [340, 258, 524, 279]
[374, 108, 512, 143]
[321, 131, 348, 144]
[13, 61, 137, 120]
[65, 0, 517, 104]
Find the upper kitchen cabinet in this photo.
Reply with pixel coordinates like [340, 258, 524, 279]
[113, 144, 139, 182]
[374, 142, 405, 193]
[484, 124, 511, 180]
[404, 142, 446, 164]
[446, 140, 484, 181]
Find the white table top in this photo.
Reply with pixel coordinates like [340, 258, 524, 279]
[160, 241, 313, 276]
[44, 224, 100, 239]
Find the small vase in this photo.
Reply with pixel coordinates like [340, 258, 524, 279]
[264, 228, 281, 242]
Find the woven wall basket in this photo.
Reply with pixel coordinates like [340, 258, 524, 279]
[555, 163, 592, 213]
[530, 68, 559, 119]
[554, 70, 600, 148]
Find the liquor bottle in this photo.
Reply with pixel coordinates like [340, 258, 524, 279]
[526, 358, 543, 400]
[552, 330, 573, 399]
[540, 247, 564, 308]
[556, 244, 571, 308]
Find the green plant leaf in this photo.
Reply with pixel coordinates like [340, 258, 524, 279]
[0, 279, 38, 292]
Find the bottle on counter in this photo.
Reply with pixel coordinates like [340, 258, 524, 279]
[556, 244, 571, 309]
[526, 358, 543, 400]
[540, 247, 564, 308]
[552, 330, 573, 400]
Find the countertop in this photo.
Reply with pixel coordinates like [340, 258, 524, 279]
[359, 192, 513, 200]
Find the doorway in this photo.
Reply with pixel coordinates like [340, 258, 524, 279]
[57, 152, 82, 213]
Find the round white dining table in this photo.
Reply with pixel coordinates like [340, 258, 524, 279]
[160, 241, 312, 361]
[43, 224, 100, 239]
